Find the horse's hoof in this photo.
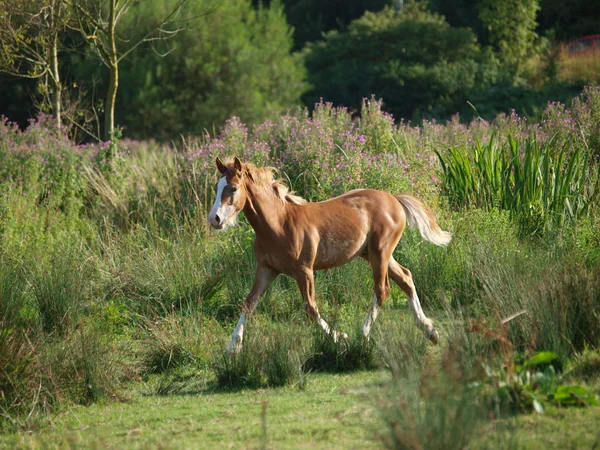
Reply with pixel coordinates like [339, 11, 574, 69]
[332, 331, 348, 343]
[429, 329, 439, 345]
[225, 341, 242, 355]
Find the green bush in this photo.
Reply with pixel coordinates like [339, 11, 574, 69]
[115, 0, 307, 139]
[304, 4, 498, 122]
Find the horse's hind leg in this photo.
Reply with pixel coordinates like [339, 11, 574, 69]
[388, 258, 438, 344]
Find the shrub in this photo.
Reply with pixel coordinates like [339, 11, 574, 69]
[116, 0, 307, 139]
[0, 115, 95, 215]
[304, 5, 498, 123]
[212, 320, 307, 389]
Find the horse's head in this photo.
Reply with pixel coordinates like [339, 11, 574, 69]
[208, 156, 247, 230]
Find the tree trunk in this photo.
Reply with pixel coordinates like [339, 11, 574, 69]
[104, 0, 119, 141]
[49, 0, 62, 130]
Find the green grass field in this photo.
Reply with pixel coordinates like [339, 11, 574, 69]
[1, 369, 599, 449]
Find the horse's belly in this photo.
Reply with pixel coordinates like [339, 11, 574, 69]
[313, 233, 367, 270]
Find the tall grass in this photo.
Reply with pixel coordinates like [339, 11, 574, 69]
[437, 134, 600, 235]
[378, 346, 487, 450]
[2, 87, 600, 428]
[29, 243, 94, 334]
[213, 320, 307, 389]
[559, 49, 600, 84]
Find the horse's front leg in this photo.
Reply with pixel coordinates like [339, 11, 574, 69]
[294, 268, 347, 342]
[226, 265, 278, 353]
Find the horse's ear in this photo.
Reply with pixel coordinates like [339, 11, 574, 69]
[233, 156, 243, 174]
[216, 157, 227, 175]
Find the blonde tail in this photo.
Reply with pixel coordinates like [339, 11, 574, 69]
[395, 194, 452, 246]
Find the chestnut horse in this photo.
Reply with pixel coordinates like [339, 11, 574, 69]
[208, 157, 451, 353]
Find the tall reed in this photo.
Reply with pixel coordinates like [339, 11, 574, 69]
[436, 134, 600, 235]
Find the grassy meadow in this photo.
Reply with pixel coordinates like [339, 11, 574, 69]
[1, 89, 600, 448]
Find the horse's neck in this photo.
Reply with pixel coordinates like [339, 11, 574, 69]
[243, 183, 287, 237]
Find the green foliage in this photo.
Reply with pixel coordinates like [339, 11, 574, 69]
[437, 134, 600, 235]
[483, 352, 599, 415]
[479, 0, 542, 80]
[3, 87, 600, 432]
[0, 115, 89, 217]
[213, 321, 307, 389]
[538, 0, 600, 41]
[304, 5, 499, 121]
[116, 0, 307, 140]
[281, 0, 391, 49]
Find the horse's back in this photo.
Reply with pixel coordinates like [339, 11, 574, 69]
[292, 189, 406, 270]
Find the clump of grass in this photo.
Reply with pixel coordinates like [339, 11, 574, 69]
[566, 348, 600, 383]
[29, 243, 95, 334]
[0, 324, 125, 429]
[0, 327, 44, 429]
[436, 134, 600, 236]
[213, 320, 307, 389]
[64, 326, 123, 405]
[139, 315, 216, 374]
[303, 321, 378, 373]
[378, 354, 486, 450]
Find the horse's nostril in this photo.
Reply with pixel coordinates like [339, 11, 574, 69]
[215, 214, 221, 224]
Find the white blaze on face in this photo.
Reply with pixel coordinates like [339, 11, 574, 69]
[208, 177, 239, 229]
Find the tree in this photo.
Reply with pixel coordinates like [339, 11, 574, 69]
[68, 0, 200, 140]
[479, 0, 541, 81]
[0, 0, 68, 129]
[538, 0, 600, 42]
[116, 0, 307, 139]
[304, 4, 498, 121]
[282, 0, 392, 50]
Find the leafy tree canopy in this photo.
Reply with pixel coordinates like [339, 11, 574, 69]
[304, 3, 499, 122]
[112, 0, 307, 139]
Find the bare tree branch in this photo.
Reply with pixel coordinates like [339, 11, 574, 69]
[0, 0, 68, 129]
[65, 0, 216, 140]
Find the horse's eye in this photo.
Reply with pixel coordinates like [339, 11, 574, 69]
[231, 186, 238, 193]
